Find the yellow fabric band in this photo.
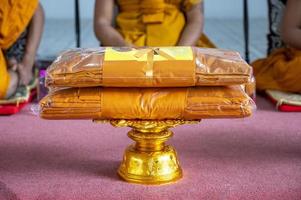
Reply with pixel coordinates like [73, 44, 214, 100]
[102, 47, 195, 87]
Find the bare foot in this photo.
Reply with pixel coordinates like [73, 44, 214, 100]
[17, 54, 35, 85]
[7, 57, 18, 71]
[18, 65, 33, 86]
[5, 70, 18, 99]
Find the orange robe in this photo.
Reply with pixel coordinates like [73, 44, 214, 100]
[0, 0, 38, 99]
[252, 48, 301, 93]
[45, 47, 252, 88]
[116, 0, 215, 47]
[40, 86, 253, 120]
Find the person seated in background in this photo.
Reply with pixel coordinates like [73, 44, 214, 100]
[0, 0, 44, 99]
[93, 0, 214, 47]
[252, 0, 301, 94]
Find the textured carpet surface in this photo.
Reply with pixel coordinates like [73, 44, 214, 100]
[0, 96, 301, 200]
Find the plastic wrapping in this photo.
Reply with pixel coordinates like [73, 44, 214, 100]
[46, 47, 252, 88]
[39, 86, 255, 120]
[244, 76, 256, 100]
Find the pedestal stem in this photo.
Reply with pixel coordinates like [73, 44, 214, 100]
[128, 130, 173, 152]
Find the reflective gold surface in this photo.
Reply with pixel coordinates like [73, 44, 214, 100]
[95, 119, 200, 185]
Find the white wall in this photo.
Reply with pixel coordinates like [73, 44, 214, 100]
[40, 0, 94, 19]
[40, 0, 268, 19]
[205, 0, 267, 19]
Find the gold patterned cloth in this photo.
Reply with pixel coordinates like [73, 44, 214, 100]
[39, 86, 253, 120]
[46, 47, 252, 88]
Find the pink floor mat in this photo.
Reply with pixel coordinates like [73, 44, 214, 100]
[0, 96, 301, 200]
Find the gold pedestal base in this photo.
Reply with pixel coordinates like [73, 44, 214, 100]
[118, 144, 182, 184]
[118, 129, 182, 185]
[95, 119, 200, 185]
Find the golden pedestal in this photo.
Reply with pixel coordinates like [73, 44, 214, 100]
[97, 120, 199, 185]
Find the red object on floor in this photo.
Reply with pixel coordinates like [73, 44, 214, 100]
[277, 104, 301, 112]
[0, 90, 36, 115]
[266, 93, 301, 112]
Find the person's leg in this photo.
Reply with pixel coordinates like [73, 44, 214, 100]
[0, 50, 19, 99]
[1, 31, 27, 99]
[5, 30, 28, 69]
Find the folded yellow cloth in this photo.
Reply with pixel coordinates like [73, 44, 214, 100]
[46, 47, 252, 88]
[40, 86, 253, 120]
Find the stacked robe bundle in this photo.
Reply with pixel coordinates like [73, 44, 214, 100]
[46, 48, 251, 87]
[40, 47, 255, 120]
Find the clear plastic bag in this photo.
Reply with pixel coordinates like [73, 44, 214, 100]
[39, 86, 255, 120]
[46, 47, 252, 88]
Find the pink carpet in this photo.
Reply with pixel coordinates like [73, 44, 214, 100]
[0, 96, 301, 200]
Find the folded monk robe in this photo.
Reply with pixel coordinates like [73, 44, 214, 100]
[39, 86, 254, 120]
[46, 47, 252, 88]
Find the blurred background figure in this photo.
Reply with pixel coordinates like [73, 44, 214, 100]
[252, 0, 301, 94]
[0, 0, 44, 99]
[93, 0, 214, 47]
